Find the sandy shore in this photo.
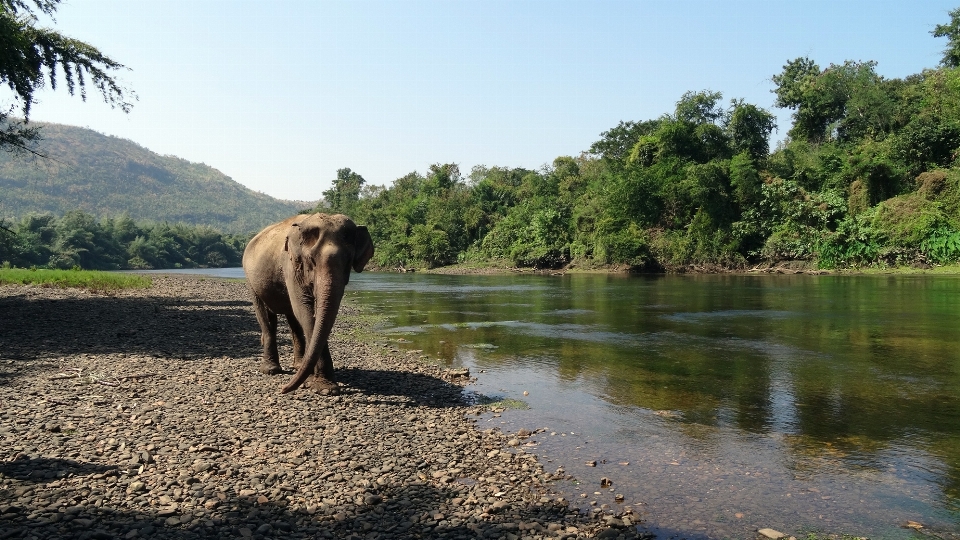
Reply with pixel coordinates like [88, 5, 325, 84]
[0, 276, 646, 539]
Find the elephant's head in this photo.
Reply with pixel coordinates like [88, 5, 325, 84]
[280, 213, 374, 394]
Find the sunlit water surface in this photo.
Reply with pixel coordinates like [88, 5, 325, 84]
[150, 269, 960, 539]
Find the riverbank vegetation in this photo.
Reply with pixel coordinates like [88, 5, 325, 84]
[0, 211, 247, 270]
[318, 10, 960, 272]
[4, 10, 960, 274]
[0, 267, 151, 290]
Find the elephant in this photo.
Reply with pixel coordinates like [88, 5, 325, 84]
[242, 213, 374, 394]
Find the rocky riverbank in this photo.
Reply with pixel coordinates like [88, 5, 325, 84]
[0, 276, 648, 540]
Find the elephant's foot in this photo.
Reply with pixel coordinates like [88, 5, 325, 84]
[305, 376, 340, 396]
[259, 360, 283, 375]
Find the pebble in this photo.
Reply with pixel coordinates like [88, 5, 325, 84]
[0, 276, 650, 539]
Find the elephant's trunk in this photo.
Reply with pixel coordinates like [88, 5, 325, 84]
[281, 274, 345, 394]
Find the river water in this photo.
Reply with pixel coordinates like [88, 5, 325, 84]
[142, 268, 960, 539]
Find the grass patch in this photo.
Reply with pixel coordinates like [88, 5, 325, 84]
[0, 268, 152, 291]
[470, 394, 530, 410]
[337, 298, 392, 342]
[834, 262, 960, 275]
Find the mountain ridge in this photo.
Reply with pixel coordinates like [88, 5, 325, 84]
[0, 122, 310, 234]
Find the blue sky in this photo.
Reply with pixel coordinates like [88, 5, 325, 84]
[13, 0, 959, 202]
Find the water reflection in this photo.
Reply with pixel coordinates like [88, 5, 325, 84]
[349, 272, 960, 538]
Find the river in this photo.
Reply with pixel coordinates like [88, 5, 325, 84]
[139, 268, 960, 539]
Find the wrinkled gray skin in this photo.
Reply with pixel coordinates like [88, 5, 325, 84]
[242, 213, 374, 394]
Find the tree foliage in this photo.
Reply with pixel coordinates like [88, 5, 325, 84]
[0, 0, 132, 154]
[933, 7, 960, 68]
[329, 9, 960, 273]
[10, 7, 960, 273]
[0, 210, 247, 270]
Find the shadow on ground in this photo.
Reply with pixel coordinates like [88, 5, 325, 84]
[0, 473, 579, 540]
[0, 456, 118, 483]
[335, 367, 466, 408]
[0, 294, 261, 363]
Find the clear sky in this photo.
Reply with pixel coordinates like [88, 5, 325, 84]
[10, 0, 959, 202]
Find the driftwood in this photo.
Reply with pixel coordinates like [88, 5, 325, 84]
[118, 373, 155, 380]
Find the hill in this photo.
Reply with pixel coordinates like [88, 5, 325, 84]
[0, 123, 307, 234]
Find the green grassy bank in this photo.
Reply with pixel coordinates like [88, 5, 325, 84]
[0, 268, 152, 291]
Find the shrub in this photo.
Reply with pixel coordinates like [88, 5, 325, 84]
[816, 215, 886, 268]
[870, 193, 948, 246]
[762, 224, 822, 262]
[594, 221, 650, 267]
[921, 227, 960, 263]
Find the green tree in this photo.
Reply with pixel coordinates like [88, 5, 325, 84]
[321, 168, 365, 215]
[726, 100, 777, 162]
[674, 90, 725, 124]
[773, 59, 886, 143]
[933, 7, 960, 67]
[589, 119, 660, 166]
[0, 0, 132, 153]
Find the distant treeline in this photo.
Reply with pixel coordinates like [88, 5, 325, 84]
[0, 211, 248, 270]
[0, 123, 302, 235]
[6, 13, 960, 273]
[318, 35, 960, 271]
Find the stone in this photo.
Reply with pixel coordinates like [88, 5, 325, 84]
[759, 529, 786, 539]
[604, 516, 624, 527]
[0, 277, 631, 540]
[157, 507, 178, 517]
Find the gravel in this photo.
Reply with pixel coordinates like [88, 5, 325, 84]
[0, 275, 650, 539]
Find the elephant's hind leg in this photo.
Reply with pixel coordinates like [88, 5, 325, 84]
[253, 296, 282, 375]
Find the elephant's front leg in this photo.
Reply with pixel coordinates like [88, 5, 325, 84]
[304, 341, 339, 395]
[286, 315, 307, 370]
[253, 297, 282, 375]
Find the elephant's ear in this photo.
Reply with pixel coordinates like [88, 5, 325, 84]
[297, 221, 322, 251]
[352, 226, 374, 272]
[283, 223, 298, 253]
[286, 220, 322, 252]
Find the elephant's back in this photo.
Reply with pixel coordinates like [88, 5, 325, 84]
[242, 215, 301, 286]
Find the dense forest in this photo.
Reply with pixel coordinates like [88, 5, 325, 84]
[318, 12, 960, 272]
[0, 123, 303, 234]
[3, 11, 960, 273]
[0, 211, 247, 270]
